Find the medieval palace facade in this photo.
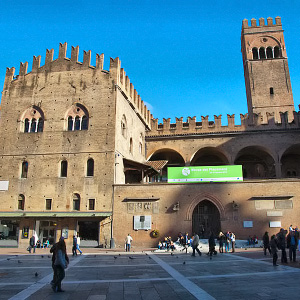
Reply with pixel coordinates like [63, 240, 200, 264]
[0, 17, 299, 248]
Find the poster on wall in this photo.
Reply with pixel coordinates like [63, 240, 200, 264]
[22, 227, 29, 238]
[168, 165, 243, 183]
[62, 228, 69, 239]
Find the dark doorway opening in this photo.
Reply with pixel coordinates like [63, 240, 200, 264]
[192, 200, 221, 238]
[78, 221, 99, 246]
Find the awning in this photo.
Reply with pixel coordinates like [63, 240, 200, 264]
[0, 212, 112, 218]
[123, 158, 159, 177]
[145, 160, 168, 172]
[248, 196, 293, 200]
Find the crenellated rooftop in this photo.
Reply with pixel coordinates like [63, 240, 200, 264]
[242, 16, 283, 35]
[2, 43, 153, 129]
[147, 110, 300, 137]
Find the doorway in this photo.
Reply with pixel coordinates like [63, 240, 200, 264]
[78, 221, 99, 246]
[192, 200, 221, 238]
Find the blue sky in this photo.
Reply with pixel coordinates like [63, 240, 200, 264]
[0, 1, 299, 124]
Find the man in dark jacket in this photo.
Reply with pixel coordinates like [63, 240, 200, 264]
[270, 235, 279, 266]
[29, 236, 36, 253]
[263, 232, 271, 255]
[276, 228, 287, 263]
[287, 230, 298, 262]
[72, 235, 77, 256]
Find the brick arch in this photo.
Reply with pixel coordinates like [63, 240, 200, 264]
[186, 193, 225, 221]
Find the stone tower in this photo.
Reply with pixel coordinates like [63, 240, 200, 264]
[241, 17, 295, 123]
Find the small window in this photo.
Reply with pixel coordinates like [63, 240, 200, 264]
[37, 119, 44, 132]
[68, 116, 73, 131]
[75, 116, 81, 131]
[88, 199, 95, 210]
[274, 46, 281, 58]
[266, 47, 273, 59]
[18, 194, 25, 210]
[81, 116, 88, 130]
[24, 119, 30, 133]
[45, 199, 52, 210]
[270, 87, 274, 95]
[73, 194, 80, 211]
[61, 161, 68, 177]
[129, 138, 133, 154]
[87, 158, 94, 177]
[31, 118, 37, 133]
[259, 47, 266, 59]
[252, 48, 259, 60]
[21, 161, 28, 178]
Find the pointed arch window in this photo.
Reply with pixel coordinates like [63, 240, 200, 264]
[87, 158, 94, 177]
[18, 194, 25, 210]
[61, 160, 68, 177]
[66, 104, 89, 131]
[22, 107, 44, 133]
[73, 193, 80, 211]
[21, 161, 28, 178]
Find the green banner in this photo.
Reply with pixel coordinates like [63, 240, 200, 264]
[167, 165, 243, 183]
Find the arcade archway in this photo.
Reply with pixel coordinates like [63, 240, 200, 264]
[192, 200, 221, 238]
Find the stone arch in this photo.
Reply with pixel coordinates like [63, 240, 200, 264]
[20, 106, 45, 133]
[280, 144, 300, 178]
[234, 146, 276, 179]
[65, 103, 89, 131]
[186, 193, 225, 221]
[190, 147, 229, 166]
[147, 148, 185, 182]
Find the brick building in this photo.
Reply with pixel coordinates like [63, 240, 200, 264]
[0, 17, 299, 249]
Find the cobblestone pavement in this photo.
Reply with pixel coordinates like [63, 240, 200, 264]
[0, 248, 300, 300]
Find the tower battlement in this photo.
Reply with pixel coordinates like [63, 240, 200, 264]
[3, 43, 152, 129]
[242, 16, 282, 30]
[148, 110, 300, 136]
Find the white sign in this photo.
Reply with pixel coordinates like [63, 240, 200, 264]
[243, 221, 253, 228]
[133, 215, 151, 230]
[269, 221, 281, 228]
[0, 181, 9, 191]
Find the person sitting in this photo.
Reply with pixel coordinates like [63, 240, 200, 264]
[43, 239, 50, 248]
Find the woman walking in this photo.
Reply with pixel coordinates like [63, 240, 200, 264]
[52, 237, 69, 292]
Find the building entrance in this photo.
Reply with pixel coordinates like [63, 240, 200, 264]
[192, 200, 221, 238]
[78, 221, 99, 246]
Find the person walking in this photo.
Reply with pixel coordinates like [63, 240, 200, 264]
[52, 237, 69, 292]
[191, 233, 202, 257]
[72, 235, 77, 256]
[208, 232, 216, 259]
[125, 233, 133, 252]
[29, 235, 36, 253]
[50, 240, 58, 287]
[263, 231, 271, 255]
[76, 234, 83, 255]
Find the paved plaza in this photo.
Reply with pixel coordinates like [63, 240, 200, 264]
[0, 247, 300, 300]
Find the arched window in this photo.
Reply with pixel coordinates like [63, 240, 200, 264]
[21, 107, 44, 133]
[274, 46, 281, 58]
[121, 115, 127, 138]
[129, 138, 133, 154]
[21, 161, 28, 178]
[259, 47, 266, 59]
[61, 161, 68, 177]
[66, 104, 89, 131]
[252, 48, 259, 59]
[87, 158, 94, 176]
[266, 47, 273, 59]
[18, 194, 25, 210]
[73, 193, 80, 211]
